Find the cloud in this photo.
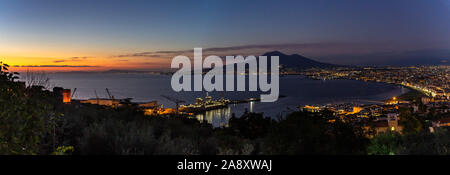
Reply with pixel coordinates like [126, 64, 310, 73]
[115, 52, 164, 58]
[53, 60, 67, 63]
[112, 42, 450, 66]
[13, 65, 99, 68]
[52, 56, 90, 63]
[112, 43, 379, 59]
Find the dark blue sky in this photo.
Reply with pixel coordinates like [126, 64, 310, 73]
[1, 0, 449, 68]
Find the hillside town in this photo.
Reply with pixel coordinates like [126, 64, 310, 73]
[300, 65, 449, 136]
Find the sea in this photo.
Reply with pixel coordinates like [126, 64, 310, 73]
[45, 73, 408, 127]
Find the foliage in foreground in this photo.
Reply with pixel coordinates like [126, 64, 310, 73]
[1, 61, 449, 155]
[368, 129, 449, 155]
[0, 62, 55, 154]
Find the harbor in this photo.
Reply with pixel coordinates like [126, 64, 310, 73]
[46, 73, 410, 127]
[59, 87, 257, 119]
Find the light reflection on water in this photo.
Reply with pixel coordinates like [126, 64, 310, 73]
[195, 107, 231, 128]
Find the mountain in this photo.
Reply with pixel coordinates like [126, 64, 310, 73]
[261, 51, 340, 70]
[204, 51, 343, 73]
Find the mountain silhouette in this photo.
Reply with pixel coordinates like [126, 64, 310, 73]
[203, 51, 342, 73]
[261, 51, 340, 70]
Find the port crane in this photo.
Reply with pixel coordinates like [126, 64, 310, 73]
[105, 88, 115, 101]
[94, 90, 99, 104]
[161, 95, 185, 116]
[71, 88, 77, 98]
[105, 88, 118, 107]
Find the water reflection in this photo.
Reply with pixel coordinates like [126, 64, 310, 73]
[194, 102, 272, 128]
[195, 106, 232, 128]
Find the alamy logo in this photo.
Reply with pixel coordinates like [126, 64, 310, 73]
[171, 48, 279, 102]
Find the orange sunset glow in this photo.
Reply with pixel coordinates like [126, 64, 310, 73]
[2, 54, 171, 72]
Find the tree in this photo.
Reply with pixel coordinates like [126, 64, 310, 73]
[23, 70, 53, 89]
[0, 62, 52, 154]
[367, 132, 401, 155]
[261, 111, 369, 155]
[399, 107, 423, 134]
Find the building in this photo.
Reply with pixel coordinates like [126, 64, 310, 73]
[429, 117, 450, 133]
[431, 117, 450, 128]
[138, 101, 158, 108]
[372, 113, 402, 134]
[301, 105, 321, 113]
[80, 98, 121, 106]
[53, 87, 71, 104]
[62, 89, 71, 103]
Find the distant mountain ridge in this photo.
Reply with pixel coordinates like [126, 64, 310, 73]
[202, 51, 342, 73]
[261, 51, 341, 70]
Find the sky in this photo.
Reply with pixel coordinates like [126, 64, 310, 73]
[0, 0, 449, 71]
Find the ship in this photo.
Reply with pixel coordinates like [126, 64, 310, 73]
[179, 92, 230, 114]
